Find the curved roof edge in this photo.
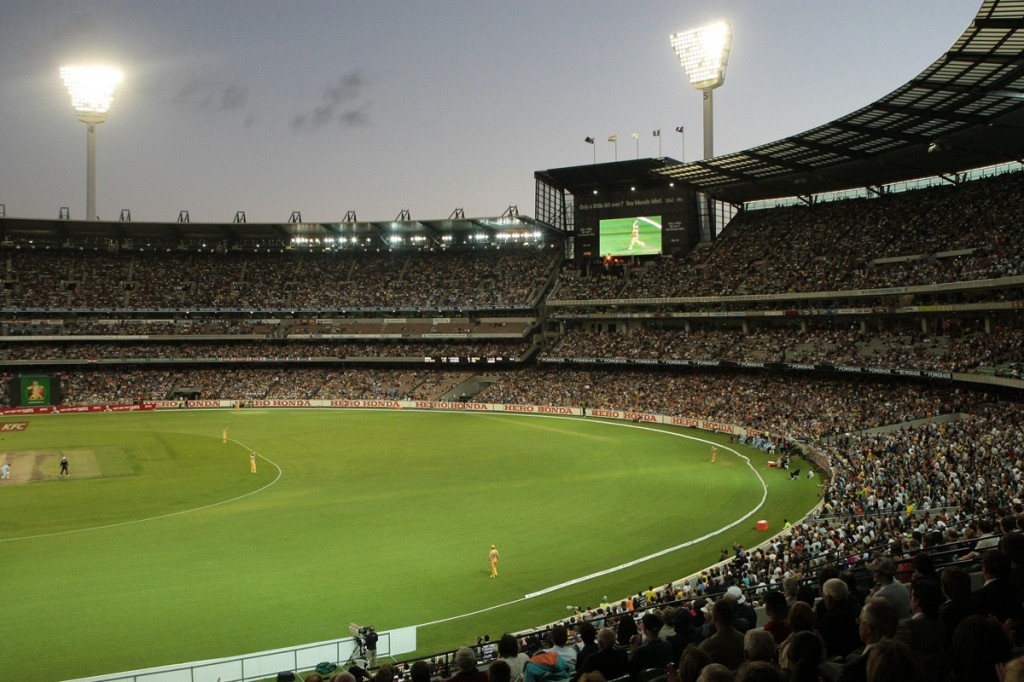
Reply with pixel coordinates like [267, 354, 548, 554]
[655, 0, 1024, 205]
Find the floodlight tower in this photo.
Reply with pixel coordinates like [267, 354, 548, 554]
[670, 21, 732, 160]
[60, 64, 124, 221]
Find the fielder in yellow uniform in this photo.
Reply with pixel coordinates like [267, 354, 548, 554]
[489, 544, 499, 578]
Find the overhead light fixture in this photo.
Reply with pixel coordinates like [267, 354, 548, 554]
[60, 64, 124, 221]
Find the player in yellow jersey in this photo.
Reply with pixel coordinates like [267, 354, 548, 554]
[489, 544, 499, 578]
[250, 451, 257, 474]
[710, 446, 717, 462]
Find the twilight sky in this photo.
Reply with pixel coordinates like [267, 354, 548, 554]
[0, 1, 979, 224]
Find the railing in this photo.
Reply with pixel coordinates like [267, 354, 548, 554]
[66, 628, 416, 682]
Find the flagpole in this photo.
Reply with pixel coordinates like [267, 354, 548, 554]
[633, 133, 639, 159]
[677, 126, 685, 162]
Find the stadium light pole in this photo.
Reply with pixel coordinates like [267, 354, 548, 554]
[670, 21, 731, 161]
[60, 64, 124, 221]
[671, 22, 731, 242]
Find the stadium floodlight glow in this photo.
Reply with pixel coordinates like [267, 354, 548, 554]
[60, 64, 124, 221]
[670, 22, 731, 91]
[670, 21, 731, 160]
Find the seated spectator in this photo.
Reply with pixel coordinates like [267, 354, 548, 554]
[668, 608, 703, 664]
[815, 578, 860, 660]
[939, 566, 976, 646]
[726, 586, 757, 633]
[629, 611, 673, 681]
[834, 598, 898, 682]
[742, 629, 777, 665]
[761, 591, 791, 646]
[735, 660, 783, 682]
[778, 631, 824, 682]
[498, 633, 530, 682]
[698, 598, 746, 671]
[674, 646, 713, 682]
[945, 615, 1013, 682]
[972, 549, 1024, 643]
[447, 647, 487, 682]
[490, 660, 513, 682]
[545, 625, 578, 671]
[866, 557, 911, 620]
[578, 627, 627, 682]
[863, 639, 924, 682]
[894, 579, 946, 682]
[575, 623, 599, 676]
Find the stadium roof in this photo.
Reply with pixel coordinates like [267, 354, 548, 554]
[652, 0, 1024, 204]
[533, 0, 1024, 206]
[0, 213, 560, 249]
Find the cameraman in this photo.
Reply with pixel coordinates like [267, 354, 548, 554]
[364, 625, 379, 668]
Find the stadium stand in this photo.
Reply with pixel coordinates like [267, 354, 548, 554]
[4, 168, 1024, 680]
[6, 2, 1024, 673]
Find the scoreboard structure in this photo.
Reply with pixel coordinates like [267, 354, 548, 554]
[535, 158, 701, 261]
[8, 374, 62, 407]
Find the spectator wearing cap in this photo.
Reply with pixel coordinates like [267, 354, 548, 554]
[761, 591, 791, 646]
[628, 612, 673, 681]
[866, 556, 911, 620]
[667, 607, 703, 664]
[726, 585, 758, 633]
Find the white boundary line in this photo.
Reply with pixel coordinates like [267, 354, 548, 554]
[416, 415, 769, 626]
[4, 410, 770, 626]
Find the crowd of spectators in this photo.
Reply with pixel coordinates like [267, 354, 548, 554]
[1, 248, 559, 310]
[1, 317, 535, 338]
[11, 357, 1024, 681]
[6, 170, 1024, 682]
[543, 325, 1024, 375]
[554, 170, 1024, 300]
[3, 339, 529, 362]
[54, 367, 477, 403]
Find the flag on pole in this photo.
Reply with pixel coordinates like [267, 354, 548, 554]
[584, 136, 595, 144]
[675, 126, 684, 133]
[608, 134, 617, 142]
[631, 132, 639, 140]
[653, 130, 661, 137]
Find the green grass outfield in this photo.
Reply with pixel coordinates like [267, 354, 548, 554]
[0, 409, 821, 681]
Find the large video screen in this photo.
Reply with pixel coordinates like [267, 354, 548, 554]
[19, 375, 52, 406]
[598, 215, 662, 256]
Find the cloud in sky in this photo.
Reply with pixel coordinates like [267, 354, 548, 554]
[290, 70, 370, 133]
[174, 76, 248, 113]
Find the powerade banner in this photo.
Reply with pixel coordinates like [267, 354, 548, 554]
[20, 376, 51, 406]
